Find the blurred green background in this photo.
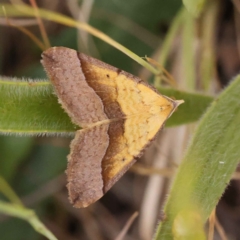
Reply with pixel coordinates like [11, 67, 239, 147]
[1, 0, 240, 240]
[0, 1, 181, 239]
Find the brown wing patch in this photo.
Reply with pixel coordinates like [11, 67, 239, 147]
[41, 47, 108, 127]
[67, 125, 109, 208]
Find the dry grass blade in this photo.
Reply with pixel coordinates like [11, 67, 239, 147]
[29, 0, 50, 49]
[115, 212, 139, 240]
[208, 208, 216, 240]
[130, 163, 174, 177]
[0, 17, 37, 26]
[215, 215, 228, 240]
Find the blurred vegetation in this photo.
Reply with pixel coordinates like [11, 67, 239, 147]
[0, 0, 240, 240]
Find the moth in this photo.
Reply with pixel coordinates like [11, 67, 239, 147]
[41, 47, 183, 208]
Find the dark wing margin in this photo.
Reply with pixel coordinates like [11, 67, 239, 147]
[67, 124, 109, 208]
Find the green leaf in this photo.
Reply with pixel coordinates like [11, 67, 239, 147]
[155, 75, 240, 239]
[0, 201, 57, 240]
[0, 78, 76, 135]
[0, 77, 213, 135]
[158, 87, 213, 127]
[183, 0, 206, 17]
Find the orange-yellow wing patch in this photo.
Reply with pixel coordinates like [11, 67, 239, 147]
[41, 47, 183, 208]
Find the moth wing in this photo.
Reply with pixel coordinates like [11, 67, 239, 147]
[77, 54, 178, 192]
[67, 125, 109, 208]
[41, 47, 108, 127]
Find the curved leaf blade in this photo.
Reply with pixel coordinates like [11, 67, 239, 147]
[156, 75, 240, 239]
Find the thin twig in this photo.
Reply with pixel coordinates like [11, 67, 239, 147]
[29, 0, 50, 49]
[115, 212, 139, 240]
[208, 208, 216, 240]
[215, 214, 228, 240]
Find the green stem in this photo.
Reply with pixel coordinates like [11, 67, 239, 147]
[0, 201, 57, 240]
